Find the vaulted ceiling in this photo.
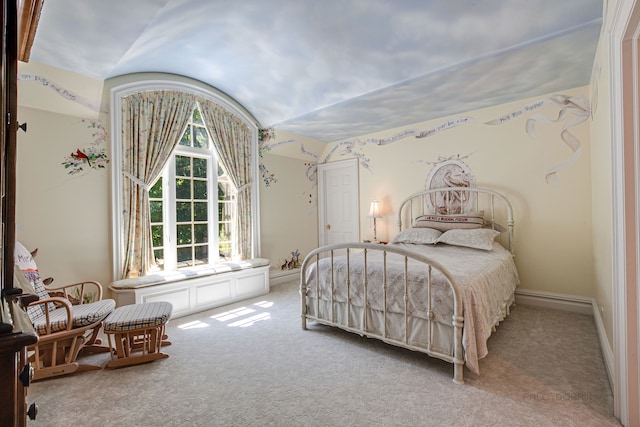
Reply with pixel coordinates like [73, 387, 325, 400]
[28, 0, 602, 143]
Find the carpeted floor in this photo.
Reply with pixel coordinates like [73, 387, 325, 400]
[28, 281, 620, 426]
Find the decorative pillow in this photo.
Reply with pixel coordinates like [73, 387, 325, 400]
[390, 228, 442, 245]
[436, 228, 501, 251]
[413, 211, 485, 232]
[14, 241, 55, 316]
[13, 264, 44, 320]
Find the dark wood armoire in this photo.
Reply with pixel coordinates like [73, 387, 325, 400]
[0, 1, 41, 425]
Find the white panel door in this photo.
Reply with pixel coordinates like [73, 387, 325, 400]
[318, 159, 359, 246]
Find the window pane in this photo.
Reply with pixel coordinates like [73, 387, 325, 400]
[219, 242, 231, 261]
[193, 157, 207, 178]
[177, 224, 192, 244]
[194, 201, 207, 221]
[150, 201, 163, 222]
[194, 224, 208, 244]
[177, 247, 192, 264]
[151, 225, 163, 247]
[218, 181, 232, 201]
[194, 245, 208, 264]
[176, 202, 191, 222]
[218, 222, 232, 243]
[153, 249, 164, 268]
[194, 180, 207, 199]
[176, 178, 191, 199]
[219, 201, 233, 221]
[175, 155, 191, 177]
[149, 179, 163, 198]
[192, 106, 204, 125]
[194, 126, 208, 149]
[179, 127, 191, 146]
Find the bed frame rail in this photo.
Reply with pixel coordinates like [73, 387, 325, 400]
[300, 242, 465, 384]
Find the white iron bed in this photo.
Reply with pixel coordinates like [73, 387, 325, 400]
[300, 187, 520, 384]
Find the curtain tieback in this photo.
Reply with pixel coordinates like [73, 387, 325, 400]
[237, 182, 251, 192]
[122, 171, 149, 190]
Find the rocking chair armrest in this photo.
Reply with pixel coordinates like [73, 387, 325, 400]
[28, 296, 74, 334]
[43, 280, 104, 303]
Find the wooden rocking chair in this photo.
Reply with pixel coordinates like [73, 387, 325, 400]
[14, 242, 115, 380]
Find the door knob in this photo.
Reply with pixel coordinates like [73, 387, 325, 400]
[326, 224, 331, 230]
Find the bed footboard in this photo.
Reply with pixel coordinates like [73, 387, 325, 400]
[300, 242, 465, 384]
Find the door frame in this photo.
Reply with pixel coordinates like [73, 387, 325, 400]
[610, 0, 640, 425]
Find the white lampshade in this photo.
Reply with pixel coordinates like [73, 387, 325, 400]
[368, 200, 382, 218]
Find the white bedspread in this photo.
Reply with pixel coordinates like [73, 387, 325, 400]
[304, 242, 520, 374]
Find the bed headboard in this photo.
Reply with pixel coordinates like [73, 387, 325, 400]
[397, 187, 515, 255]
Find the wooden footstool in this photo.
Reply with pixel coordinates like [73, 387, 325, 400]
[103, 301, 173, 369]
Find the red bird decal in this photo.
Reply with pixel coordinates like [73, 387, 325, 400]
[71, 149, 91, 167]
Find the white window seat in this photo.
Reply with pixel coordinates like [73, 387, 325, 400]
[109, 258, 270, 319]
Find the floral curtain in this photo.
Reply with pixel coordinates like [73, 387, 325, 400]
[198, 98, 254, 260]
[121, 90, 197, 278]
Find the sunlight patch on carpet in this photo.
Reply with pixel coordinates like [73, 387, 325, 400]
[208, 300, 275, 327]
[177, 320, 209, 330]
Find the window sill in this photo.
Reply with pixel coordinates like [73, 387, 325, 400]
[110, 258, 270, 290]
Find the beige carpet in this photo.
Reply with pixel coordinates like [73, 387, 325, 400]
[28, 281, 620, 426]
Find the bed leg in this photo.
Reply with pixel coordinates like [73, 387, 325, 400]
[453, 362, 464, 385]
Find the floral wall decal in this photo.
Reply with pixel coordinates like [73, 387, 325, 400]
[61, 119, 109, 175]
[258, 127, 278, 187]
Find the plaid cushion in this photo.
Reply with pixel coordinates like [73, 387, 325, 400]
[31, 299, 115, 335]
[31, 278, 56, 315]
[103, 302, 173, 333]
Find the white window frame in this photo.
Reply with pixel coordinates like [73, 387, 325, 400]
[157, 144, 222, 269]
[109, 79, 261, 280]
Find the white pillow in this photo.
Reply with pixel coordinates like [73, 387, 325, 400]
[390, 228, 442, 245]
[437, 228, 501, 251]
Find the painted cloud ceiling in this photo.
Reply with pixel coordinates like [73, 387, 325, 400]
[29, 0, 602, 143]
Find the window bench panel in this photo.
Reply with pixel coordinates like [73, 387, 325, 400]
[109, 259, 270, 319]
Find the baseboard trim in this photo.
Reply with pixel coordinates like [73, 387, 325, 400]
[270, 268, 300, 286]
[591, 299, 615, 389]
[514, 288, 614, 388]
[514, 289, 593, 315]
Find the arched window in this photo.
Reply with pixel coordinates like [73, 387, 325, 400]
[110, 79, 260, 280]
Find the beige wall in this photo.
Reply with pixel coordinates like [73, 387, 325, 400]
[311, 87, 595, 297]
[15, 106, 112, 287]
[589, 24, 614, 347]
[258, 152, 318, 272]
[16, 61, 111, 287]
[16, 60, 600, 302]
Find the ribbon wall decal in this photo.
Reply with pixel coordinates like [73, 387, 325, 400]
[260, 92, 592, 185]
[524, 94, 590, 184]
[18, 73, 105, 113]
[414, 117, 475, 139]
